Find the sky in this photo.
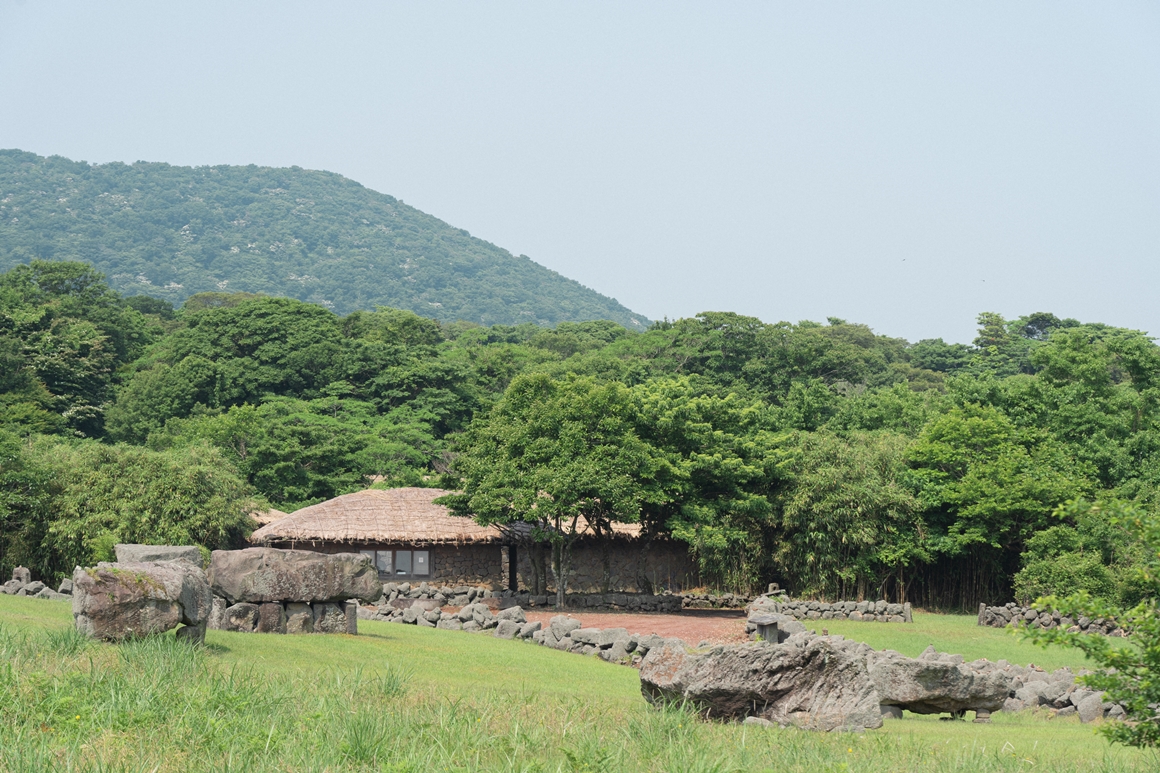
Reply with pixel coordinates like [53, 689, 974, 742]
[1, 2, 1157, 343]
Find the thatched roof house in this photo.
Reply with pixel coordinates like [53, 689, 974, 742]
[249, 487, 692, 593]
[250, 488, 499, 545]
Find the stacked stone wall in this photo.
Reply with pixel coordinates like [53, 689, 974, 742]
[977, 603, 1126, 636]
[748, 595, 913, 623]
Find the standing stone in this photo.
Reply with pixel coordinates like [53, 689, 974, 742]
[208, 596, 228, 630]
[223, 603, 260, 633]
[313, 602, 347, 633]
[344, 602, 358, 635]
[256, 602, 286, 634]
[285, 602, 314, 634]
[58, 578, 74, 595]
[12, 567, 31, 585]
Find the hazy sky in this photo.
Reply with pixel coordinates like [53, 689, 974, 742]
[2, 2, 1157, 343]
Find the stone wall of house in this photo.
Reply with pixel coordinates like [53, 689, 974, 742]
[515, 539, 696, 594]
[431, 544, 502, 587]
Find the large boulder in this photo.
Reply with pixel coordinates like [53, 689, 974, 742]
[868, 651, 1008, 714]
[641, 635, 883, 731]
[640, 633, 1011, 731]
[72, 560, 212, 642]
[208, 548, 383, 605]
[115, 544, 203, 567]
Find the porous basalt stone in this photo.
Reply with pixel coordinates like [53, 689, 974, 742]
[209, 548, 382, 605]
[72, 560, 212, 641]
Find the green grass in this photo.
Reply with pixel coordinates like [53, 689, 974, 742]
[1, 595, 1157, 772]
[811, 612, 1102, 672]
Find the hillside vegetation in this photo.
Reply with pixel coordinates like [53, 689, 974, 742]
[1, 595, 1155, 772]
[0, 149, 649, 328]
[3, 259, 1160, 612]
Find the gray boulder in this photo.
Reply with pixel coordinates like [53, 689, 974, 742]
[549, 615, 582, 640]
[223, 603, 260, 632]
[494, 619, 521, 639]
[641, 634, 1011, 732]
[12, 566, 31, 585]
[208, 596, 228, 630]
[868, 651, 1009, 714]
[518, 621, 541, 639]
[57, 578, 74, 595]
[208, 548, 383, 605]
[115, 544, 203, 567]
[72, 560, 212, 641]
[1077, 692, 1105, 723]
[257, 602, 286, 634]
[22, 581, 46, 596]
[497, 606, 527, 624]
[312, 602, 348, 633]
[286, 602, 314, 634]
[641, 635, 883, 731]
[570, 628, 601, 646]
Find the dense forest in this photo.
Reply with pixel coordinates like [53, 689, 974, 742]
[0, 150, 649, 329]
[3, 259, 1157, 611]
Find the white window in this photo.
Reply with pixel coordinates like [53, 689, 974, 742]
[375, 550, 392, 574]
[414, 550, 430, 576]
[395, 550, 412, 575]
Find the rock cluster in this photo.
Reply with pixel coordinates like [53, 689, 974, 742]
[977, 603, 1125, 636]
[1, 566, 73, 600]
[747, 595, 912, 624]
[72, 559, 212, 643]
[996, 662, 1125, 722]
[206, 548, 381, 635]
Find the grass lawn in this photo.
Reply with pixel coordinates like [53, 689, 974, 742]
[1, 595, 1157, 772]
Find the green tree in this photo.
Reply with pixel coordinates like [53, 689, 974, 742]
[22, 438, 255, 580]
[440, 374, 661, 607]
[1025, 499, 1160, 748]
[773, 430, 924, 600]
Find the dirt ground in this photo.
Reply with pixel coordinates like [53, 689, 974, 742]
[522, 609, 749, 644]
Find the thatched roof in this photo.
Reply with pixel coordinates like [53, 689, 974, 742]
[248, 487, 644, 545]
[250, 508, 290, 527]
[250, 488, 502, 545]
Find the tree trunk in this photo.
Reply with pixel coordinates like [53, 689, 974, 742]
[552, 540, 565, 609]
[530, 543, 547, 596]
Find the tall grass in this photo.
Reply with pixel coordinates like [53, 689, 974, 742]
[1, 607, 1159, 771]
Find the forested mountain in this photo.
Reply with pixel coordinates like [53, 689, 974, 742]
[0, 150, 649, 328]
[3, 259, 1159, 614]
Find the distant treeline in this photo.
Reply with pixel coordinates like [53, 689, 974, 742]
[2, 260, 1156, 610]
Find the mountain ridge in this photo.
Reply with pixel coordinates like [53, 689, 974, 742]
[0, 149, 649, 328]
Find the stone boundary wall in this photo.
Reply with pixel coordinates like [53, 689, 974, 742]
[0, 566, 73, 600]
[749, 596, 913, 623]
[977, 603, 1126, 636]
